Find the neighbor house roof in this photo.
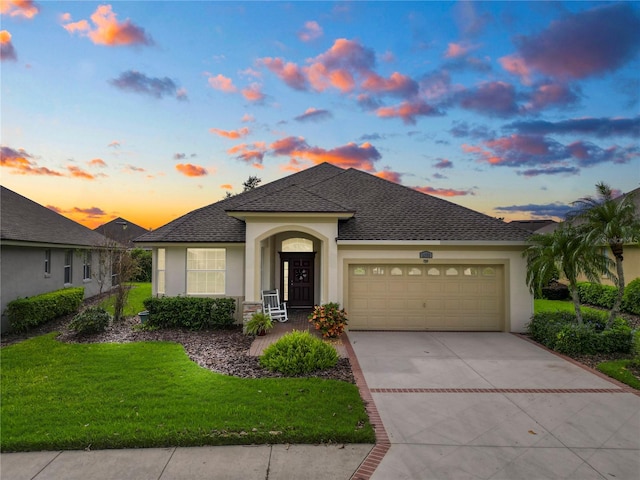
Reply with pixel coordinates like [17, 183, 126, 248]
[1, 186, 109, 247]
[136, 163, 531, 244]
[509, 219, 557, 233]
[94, 217, 149, 248]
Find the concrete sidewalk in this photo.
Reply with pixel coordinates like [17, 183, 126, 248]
[1, 444, 374, 480]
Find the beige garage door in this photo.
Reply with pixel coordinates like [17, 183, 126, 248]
[348, 264, 504, 331]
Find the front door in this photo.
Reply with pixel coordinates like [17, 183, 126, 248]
[281, 253, 315, 308]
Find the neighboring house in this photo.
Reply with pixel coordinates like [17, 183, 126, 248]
[94, 217, 149, 249]
[135, 163, 533, 332]
[0, 186, 113, 332]
[509, 219, 557, 233]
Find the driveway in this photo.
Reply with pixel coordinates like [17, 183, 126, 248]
[348, 332, 640, 480]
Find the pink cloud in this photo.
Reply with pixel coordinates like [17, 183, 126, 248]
[259, 57, 307, 90]
[361, 72, 418, 97]
[414, 186, 474, 197]
[176, 163, 207, 177]
[294, 107, 332, 123]
[241, 114, 255, 123]
[298, 20, 323, 42]
[1, 146, 63, 176]
[0, 30, 17, 61]
[207, 74, 237, 93]
[525, 82, 579, 111]
[67, 165, 97, 180]
[62, 5, 153, 47]
[374, 168, 402, 183]
[107, 140, 121, 148]
[499, 54, 533, 85]
[241, 83, 265, 102]
[434, 159, 453, 169]
[1, 0, 39, 19]
[210, 127, 250, 139]
[228, 142, 267, 166]
[444, 42, 476, 59]
[458, 81, 519, 117]
[375, 100, 441, 125]
[88, 158, 107, 167]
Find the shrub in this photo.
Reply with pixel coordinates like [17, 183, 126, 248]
[622, 278, 640, 315]
[130, 249, 152, 282]
[308, 303, 348, 339]
[259, 330, 338, 375]
[68, 307, 111, 335]
[142, 296, 236, 330]
[577, 282, 617, 309]
[244, 312, 273, 336]
[6, 287, 85, 332]
[598, 318, 633, 354]
[540, 281, 569, 300]
[554, 323, 599, 355]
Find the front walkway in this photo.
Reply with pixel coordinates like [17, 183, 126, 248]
[249, 309, 348, 358]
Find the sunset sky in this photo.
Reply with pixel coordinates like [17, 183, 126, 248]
[1, 1, 639, 231]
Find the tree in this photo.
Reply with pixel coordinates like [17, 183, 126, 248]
[523, 226, 608, 324]
[110, 248, 140, 322]
[242, 175, 261, 192]
[570, 183, 640, 325]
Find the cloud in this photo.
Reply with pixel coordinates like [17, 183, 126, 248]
[458, 81, 519, 117]
[518, 166, 580, 177]
[361, 72, 419, 98]
[449, 121, 494, 139]
[62, 4, 153, 47]
[294, 107, 332, 123]
[505, 116, 640, 138]
[210, 127, 250, 139]
[433, 172, 448, 179]
[259, 57, 307, 90]
[88, 158, 107, 168]
[207, 73, 238, 93]
[107, 140, 121, 148]
[523, 82, 579, 112]
[228, 142, 267, 166]
[444, 42, 472, 59]
[109, 70, 187, 100]
[270, 136, 382, 171]
[241, 114, 255, 123]
[173, 153, 186, 160]
[176, 163, 207, 177]
[241, 83, 265, 102]
[67, 165, 99, 180]
[414, 186, 474, 197]
[512, 3, 640, 80]
[495, 202, 572, 220]
[72, 206, 107, 217]
[1, 0, 39, 19]
[220, 184, 232, 190]
[374, 168, 402, 183]
[0, 30, 17, 61]
[453, 1, 492, 37]
[298, 20, 323, 42]
[375, 100, 442, 125]
[0, 146, 63, 176]
[434, 158, 453, 169]
[499, 54, 533, 85]
[123, 164, 146, 173]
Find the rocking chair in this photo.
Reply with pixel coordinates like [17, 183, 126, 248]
[261, 289, 289, 323]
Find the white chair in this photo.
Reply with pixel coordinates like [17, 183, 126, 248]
[261, 289, 288, 323]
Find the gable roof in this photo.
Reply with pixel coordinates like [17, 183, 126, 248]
[94, 217, 149, 248]
[136, 163, 531, 244]
[1, 186, 109, 247]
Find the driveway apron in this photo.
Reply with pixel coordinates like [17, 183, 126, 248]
[348, 332, 640, 480]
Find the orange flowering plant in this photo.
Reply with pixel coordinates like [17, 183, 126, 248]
[308, 302, 348, 339]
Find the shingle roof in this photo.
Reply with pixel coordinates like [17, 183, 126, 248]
[136, 163, 531, 243]
[1, 186, 109, 247]
[94, 217, 149, 248]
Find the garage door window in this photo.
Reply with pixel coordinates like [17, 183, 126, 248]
[372, 267, 385, 275]
[464, 267, 478, 276]
[427, 267, 440, 276]
[408, 267, 422, 276]
[482, 267, 496, 276]
[390, 267, 403, 276]
[353, 266, 366, 276]
[446, 267, 459, 276]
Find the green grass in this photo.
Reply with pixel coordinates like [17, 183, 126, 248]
[597, 360, 640, 390]
[0, 333, 374, 452]
[99, 282, 151, 317]
[534, 299, 601, 315]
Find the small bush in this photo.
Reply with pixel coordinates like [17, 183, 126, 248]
[68, 307, 111, 335]
[244, 312, 273, 336]
[308, 303, 348, 339]
[6, 287, 85, 332]
[260, 330, 338, 375]
[622, 278, 640, 315]
[554, 323, 599, 355]
[540, 281, 569, 300]
[577, 282, 617, 309]
[142, 296, 236, 330]
[598, 318, 633, 354]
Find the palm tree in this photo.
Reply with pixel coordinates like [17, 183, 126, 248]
[570, 183, 640, 325]
[523, 226, 607, 324]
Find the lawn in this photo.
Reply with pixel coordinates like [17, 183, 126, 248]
[0, 333, 374, 452]
[99, 282, 151, 317]
[534, 299, 601, 315]
[597, 360, 640, 390]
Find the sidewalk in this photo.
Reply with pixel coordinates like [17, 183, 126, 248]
[1, 444, 374, 480]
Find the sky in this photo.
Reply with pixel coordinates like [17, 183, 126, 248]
[1, 1, 639, 231]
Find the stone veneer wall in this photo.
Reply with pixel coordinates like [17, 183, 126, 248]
[242, 301, 263, 334]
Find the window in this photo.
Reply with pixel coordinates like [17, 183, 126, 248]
[83, 251, 92, 280]
[44, 249, 51, 275]
[372, 266, 385, 275]
[482, 267, 496, 277]
[408, 267, 422, 276]
[187, 248, 225, 294]
[353, 266, 366, 276]
[427, 267, 441, 276]
[157, 248, 166, 295]
[446, 267, 459, 276]
[64, 249, 73, 284]
[463, 267, 478, 276]
[282, 238, 313, 252]
[390, 267, 403, 276]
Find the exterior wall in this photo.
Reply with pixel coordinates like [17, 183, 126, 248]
[337, 244, 533, 333]
[0, 245, 108, 332]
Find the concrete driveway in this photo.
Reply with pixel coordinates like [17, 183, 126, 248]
[348, 332, 640, 480]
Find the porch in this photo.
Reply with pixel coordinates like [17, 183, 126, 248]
[248, 309, 348, 358]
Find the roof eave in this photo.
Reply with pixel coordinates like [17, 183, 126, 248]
[226, 211, 355, 221]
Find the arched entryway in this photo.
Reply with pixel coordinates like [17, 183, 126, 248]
[280, 237, 315, 307]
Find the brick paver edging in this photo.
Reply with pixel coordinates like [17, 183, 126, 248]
[343, 333, 390, 480]
[513, 333, 640, 397]
[371, 387, 625, 394]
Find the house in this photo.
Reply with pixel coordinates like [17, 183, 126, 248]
[94, 217, 149, 249]
[135, 163, 533, 332]
[509, 219, 557, 233]
[0, 186, 113, 332]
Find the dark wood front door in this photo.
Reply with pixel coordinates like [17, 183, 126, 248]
[280, 253, 315, 308]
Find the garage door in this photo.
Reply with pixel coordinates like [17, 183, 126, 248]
[348, 264, 504, 331]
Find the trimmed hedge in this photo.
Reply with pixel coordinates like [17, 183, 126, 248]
[577, 282, 617, 309]
[527, 311, 632, 355]
[142, 296, 236, 330]
[6, 287, 85, 332]
[622, 278, 640, 316]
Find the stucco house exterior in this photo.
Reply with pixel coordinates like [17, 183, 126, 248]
[0, 186, 113, 332]
[135, 163, 534, 332]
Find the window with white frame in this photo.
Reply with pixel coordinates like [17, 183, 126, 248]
[83, 251, 92, 280]
[157, 248, 166, 295]
[186, 248, 225, 294]
[44, 249, 51, 275]
[64, 249, 73, 284]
